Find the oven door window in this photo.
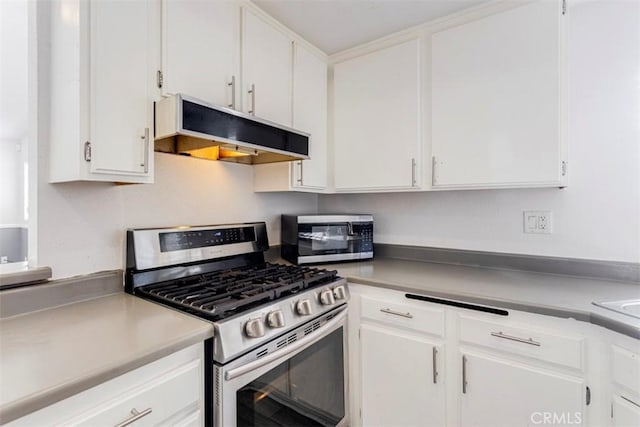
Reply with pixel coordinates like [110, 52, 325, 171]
[236, 328, 345, 427]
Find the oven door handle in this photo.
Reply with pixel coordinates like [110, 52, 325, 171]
[225, 306, 348, 381]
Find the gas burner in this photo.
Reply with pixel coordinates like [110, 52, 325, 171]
[136, 263, 338, 321]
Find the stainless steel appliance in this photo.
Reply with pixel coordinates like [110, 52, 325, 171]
[281, 214, 374, 264]
[125, 222, 349, 427]
[154, 94, 310, 165]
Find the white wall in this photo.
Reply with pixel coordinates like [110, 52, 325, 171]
[37, 154, 317, 279]
[320, 0, 640, 263]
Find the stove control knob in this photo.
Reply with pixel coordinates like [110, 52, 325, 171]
[296, 299, 313, 316]
[244, 318, 265, 338]
[333, 285, 347, 300]
[267, 310, 285, 329]
[320, 289, 335, 306]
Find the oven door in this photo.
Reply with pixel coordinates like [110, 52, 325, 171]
[215, 306, 349, 427]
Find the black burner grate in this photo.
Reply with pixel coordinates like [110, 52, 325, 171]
[136, 263, 338, 321]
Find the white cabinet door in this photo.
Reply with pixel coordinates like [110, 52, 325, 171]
[162, 0, 239, 108]
[334, 38, 422, 191]
[241, 8, 292, 126]
[292, 41, 328, 190]
[460, 351, 585, 427]
[431, 0, 566, 189]
[253, 41, 328, 192]
[613, 396, 640, 427]
[360, 324, 444, 427]
[89, 0, 155, 177]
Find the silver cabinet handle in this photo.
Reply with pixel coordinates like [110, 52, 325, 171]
[297, 161, 303, 185]
[115, 407, 152, 427]
[432, 346, 438, 384]
[248, 84, 255, 115]
[227, 75, 236, 109]
[491, 331, 541, 347]
[462, 355, 468, 394]
[431, 156, 437, 185]
[140, 127, 149, 173]
[411, 158, 417, 187]
[380, 308, 413, 319]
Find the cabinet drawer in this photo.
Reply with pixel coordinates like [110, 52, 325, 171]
[360, 294, 445, 336]
[612, 345, 640, 398]
[67, 358, 202, 426]
[8, 344, 204, 427]
[459, 315, 584, 371]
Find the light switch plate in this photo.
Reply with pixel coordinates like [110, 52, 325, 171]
[523, 211, 552, 234]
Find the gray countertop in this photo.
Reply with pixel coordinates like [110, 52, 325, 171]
[0, 292, 214, 424]
[320, 258, 640, 339]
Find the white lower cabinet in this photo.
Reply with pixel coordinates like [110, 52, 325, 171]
[610, 339, 640, 427]
[8, 343, 204, 426]
[612, 396, 640, 427]
[360, 324, 444, 427]
[460, 351, 585, 427]
[349, 283, 610, 427]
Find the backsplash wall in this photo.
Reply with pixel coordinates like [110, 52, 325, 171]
[320, 0, 640, 263]
[37, 154, 317, 279]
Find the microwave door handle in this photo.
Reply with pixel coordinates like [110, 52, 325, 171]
[224, 306, 348, 381]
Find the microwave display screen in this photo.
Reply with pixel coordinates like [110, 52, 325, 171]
[311, 226, 348, 251]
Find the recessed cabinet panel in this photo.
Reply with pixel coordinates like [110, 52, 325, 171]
[612, 395, 640, 427]
[360, 324, 444, 427]
[90, 0, 153, 176]
[460, 351, 584, 427]
[334, 38, 421, 191]
[162, 0, 239, 107]
[242, 8, 292, 126]
[431, 0, 566, 188]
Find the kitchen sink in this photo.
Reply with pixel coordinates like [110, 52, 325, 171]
[593, 299, 640, 320]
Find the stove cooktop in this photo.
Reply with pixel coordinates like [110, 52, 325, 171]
[136, 262, 339, 322]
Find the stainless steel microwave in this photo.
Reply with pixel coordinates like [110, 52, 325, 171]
[281, 214, 373, 264]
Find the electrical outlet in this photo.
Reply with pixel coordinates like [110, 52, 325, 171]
[0, 256, 8, 264]
[523, 211, 552, 234]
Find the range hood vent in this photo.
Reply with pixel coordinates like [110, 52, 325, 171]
[154, 94, 309, 165]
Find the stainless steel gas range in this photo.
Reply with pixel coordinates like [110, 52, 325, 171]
[125, 222, 349, 427]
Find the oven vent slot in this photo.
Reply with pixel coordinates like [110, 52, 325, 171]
[276, 334, 298, 349]
[304, 321, 321, 336]
[256, 349, 269, 358]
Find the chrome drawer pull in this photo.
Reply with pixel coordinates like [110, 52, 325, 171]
[115, 407, 152, 427]
[380, 308, 413, 319]
[491, 331, 541, 347]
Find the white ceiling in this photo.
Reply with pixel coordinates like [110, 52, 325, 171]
[253, 0, 488, 54]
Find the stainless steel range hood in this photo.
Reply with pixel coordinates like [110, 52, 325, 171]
[154, 94, 309, 164]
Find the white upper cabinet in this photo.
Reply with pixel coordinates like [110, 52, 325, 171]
[333, 38, 422, 192]
[161, 0, 240, 108]
[292, 42, 328, 190]
[430, 0, 567, 189]
[241, 7, 292, 126]
[49, 0, 159, 183]
[253, 41, 328, 192]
